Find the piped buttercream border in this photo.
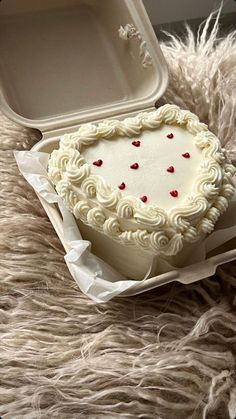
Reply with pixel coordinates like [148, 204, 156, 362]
[48, 105, 235, 255]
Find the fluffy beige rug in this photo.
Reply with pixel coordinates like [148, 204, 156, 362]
[0, 11, 236, 419]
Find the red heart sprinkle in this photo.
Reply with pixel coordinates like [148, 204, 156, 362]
[140, 195, 148, 203]
[118, 182, 126, 190]
[167, 165, 175, 173]
[182, 152, 190, 158]
[93, 159, 103, 167]
[130, 162, 139, 169]
[167, 133, 174, 139]
[132, 140, 141, 147]
[170, 190, 178, 197]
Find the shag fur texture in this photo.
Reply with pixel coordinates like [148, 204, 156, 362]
[0, 11, 236, 419]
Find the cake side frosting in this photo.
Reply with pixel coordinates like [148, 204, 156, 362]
[48, 104, 236, 256]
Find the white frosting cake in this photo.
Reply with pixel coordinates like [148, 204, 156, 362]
[48, 105, 235, 262]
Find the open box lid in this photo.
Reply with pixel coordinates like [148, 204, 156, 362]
[0, 0, 168, 133]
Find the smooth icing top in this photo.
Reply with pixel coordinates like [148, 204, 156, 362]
[48, 104, 236, 256]
[82, 125, 202, 210]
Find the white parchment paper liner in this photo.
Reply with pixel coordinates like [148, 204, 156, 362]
[15, 151, 236, 303]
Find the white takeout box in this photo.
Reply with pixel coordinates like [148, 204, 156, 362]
[1, 0, 235, 299]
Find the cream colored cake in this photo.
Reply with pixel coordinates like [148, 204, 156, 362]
[48, 105, 235, 276]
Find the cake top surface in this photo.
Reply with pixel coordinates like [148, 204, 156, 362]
[48, 104, 235, 256]
[82, 125, 202, 211]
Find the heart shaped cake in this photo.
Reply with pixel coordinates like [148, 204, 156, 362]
[48, 105, 235, 259]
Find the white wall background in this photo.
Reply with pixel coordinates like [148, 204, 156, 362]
[143, 0, 236, 25]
